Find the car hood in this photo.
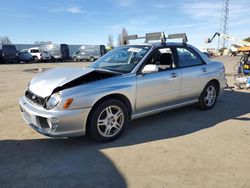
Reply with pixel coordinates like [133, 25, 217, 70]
[29, 67, 95, 98]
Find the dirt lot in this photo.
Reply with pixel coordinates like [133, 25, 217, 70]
[0, 57, 250, 188]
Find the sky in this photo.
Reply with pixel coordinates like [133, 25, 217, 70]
[1, 0, 249, 49]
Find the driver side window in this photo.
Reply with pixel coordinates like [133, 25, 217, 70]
[145, 47, 175, 71]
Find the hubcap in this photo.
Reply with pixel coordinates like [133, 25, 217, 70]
[97, 105, 124, 137]
[204, 86, 216, 107]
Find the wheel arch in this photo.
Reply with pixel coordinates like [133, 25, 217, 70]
[86, 93, 133, 134]
[206, 79, 220, 95]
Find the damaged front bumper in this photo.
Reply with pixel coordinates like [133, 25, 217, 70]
[19, 96, 91, 137]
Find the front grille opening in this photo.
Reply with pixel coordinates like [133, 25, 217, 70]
[37, 116, 50, 129]
[25, 90, 46, 107]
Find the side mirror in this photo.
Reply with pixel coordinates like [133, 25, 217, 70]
[142, 64, 159, 74]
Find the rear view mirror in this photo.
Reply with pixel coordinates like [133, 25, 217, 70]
[142, 64, 159, 74]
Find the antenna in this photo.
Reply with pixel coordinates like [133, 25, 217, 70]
[218, 0, 229, 49]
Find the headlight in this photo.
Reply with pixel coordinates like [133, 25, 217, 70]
[46, 93, 61, 110]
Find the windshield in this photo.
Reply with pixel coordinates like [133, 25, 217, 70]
[91, 46, 150, 73]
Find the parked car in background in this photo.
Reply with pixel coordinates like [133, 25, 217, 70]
[72, 45, 106, 62]
[39, 44, 70, 61]
[24, 48, 51, 62]
[17, 51, 33, 63]
[19, 32, 227, 142]
[0, 44, 17, 63]
[40, 51, 52, 62]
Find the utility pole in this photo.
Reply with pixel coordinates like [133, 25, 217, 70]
[218, 0, 229, 49]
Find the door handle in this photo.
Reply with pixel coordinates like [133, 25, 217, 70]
[202, 68, 207, 72]
[171, 73, 177, 78]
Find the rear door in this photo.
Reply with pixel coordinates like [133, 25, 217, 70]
[175, 47, 210, 101]
[135, 47, 181, 114]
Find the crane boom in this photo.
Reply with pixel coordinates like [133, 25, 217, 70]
[206, 32, 250, 47]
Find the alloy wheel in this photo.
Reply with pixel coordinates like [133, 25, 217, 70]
[204, 85, 216, 107]
[97, 105, 124, 138]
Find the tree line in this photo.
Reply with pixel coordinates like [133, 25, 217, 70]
[107, 28, 129, 48]
[0, 36, 12, 45]
[0, 28, 129, 48]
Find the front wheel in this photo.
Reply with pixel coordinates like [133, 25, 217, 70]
[198, 82, 218, 110]
[88, 99, 128, 142]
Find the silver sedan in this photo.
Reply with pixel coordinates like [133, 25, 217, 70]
[19, 41, 227, 142]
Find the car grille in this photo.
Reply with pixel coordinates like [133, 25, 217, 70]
[25, 90, 46, 107]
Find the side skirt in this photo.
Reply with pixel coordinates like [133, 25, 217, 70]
[131, 99, 199, 120]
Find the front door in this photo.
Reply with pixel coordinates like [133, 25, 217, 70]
[135, 47, 181, 114]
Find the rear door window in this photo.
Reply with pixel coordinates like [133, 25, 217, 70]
[177, 48, 202, 67]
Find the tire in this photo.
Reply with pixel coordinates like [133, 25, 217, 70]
[89, 56, 95, 62]
[73, 57, 77, 62]
[33, 56, 38, 62]
[88, 99, 129, 142]
[198, 82, 218, 110]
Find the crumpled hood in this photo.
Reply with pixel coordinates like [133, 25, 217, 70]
[29, 67, 95, 98]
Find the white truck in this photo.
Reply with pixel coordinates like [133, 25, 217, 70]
[22, 47, 51, 62]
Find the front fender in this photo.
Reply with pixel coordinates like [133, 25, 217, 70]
[58, 75, 136, 111]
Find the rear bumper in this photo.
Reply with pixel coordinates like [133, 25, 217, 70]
[19, 96, 91, 137]
[219, 76, 227, 95]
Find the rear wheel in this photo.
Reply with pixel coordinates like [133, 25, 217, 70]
[198, 82, 218, 110]
[89, 56, 95, 62]
[88, 99, 128, 142]
[33, 56, 38, 62]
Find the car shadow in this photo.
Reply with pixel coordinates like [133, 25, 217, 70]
[0, 90, 249, 187]
[115, 89, 250, 145]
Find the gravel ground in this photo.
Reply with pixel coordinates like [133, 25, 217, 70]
[0, 57, 249, 188]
